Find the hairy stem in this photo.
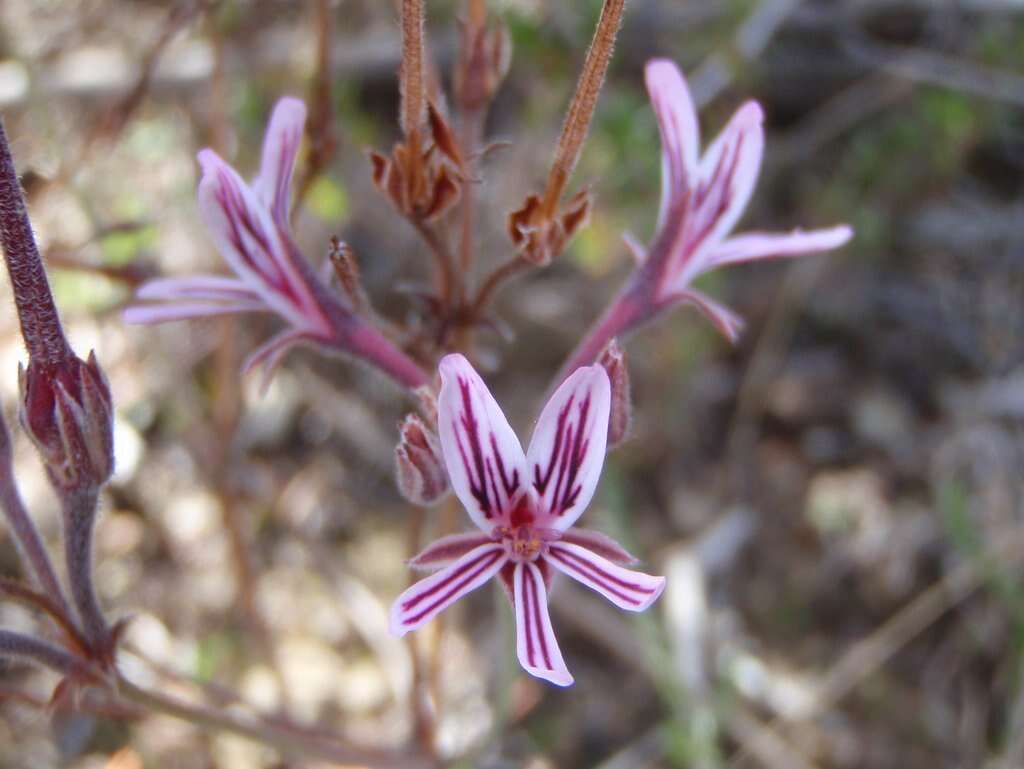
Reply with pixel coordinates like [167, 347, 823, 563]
[61, 487, 109, 649]
[542, 0, 626, 216]
[400, 0, 427, 138]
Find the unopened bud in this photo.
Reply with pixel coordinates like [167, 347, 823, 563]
[395, 413, 448, 506]
[599, 339, 631, 448]
[19, 351, 114, 494]
[455, 17, 511, 111]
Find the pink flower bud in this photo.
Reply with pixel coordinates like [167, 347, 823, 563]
[395, 413, 448, 506]
[598, 339, 631, 448]
[19, 351, 114, 494]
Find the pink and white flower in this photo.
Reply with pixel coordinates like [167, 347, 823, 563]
[123, 98, 338, 381]
[390, 354, 665, 686]
[636, 59, 853, 341]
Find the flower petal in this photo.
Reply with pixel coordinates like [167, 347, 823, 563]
[526, 365, 610, 530]
[645, 59, 700, 230]
[252, 97, 307, 225]
[669, 101, 764, 288]
[134, 275, 261, 303]
[667, 288, 746, 344]
[390, 543, 507, 636]
[408, 532, 495, 571]
[437, 354, 528, 532]
[122, 300, 265, 325]
[560, 527, 638, 565]
[241, 329, 312, 394]
[545, 542, 665, 612]
[197, 149, 328, 335]
[707, 225, 854, 270]
[513, 561, 573, 686]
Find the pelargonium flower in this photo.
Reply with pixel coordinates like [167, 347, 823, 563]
[390, 354, 665, 686]
[634, 59, 853, 341]
[123, 98, 338, 379]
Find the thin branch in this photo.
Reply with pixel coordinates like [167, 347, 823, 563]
[471, 256, 530, 316]
[412, 218, 458, 308]
[0, 403, 71, 619]
[114, 674, 430, 769]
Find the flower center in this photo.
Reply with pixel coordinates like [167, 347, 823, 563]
[493, 524, 560, 563]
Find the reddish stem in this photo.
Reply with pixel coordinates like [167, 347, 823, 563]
[553, 279, 652, 386]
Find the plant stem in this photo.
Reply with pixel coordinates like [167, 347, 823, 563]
[61, 487, 110, 650]
[341, 319, 430, 391]
[115, 674, 430, 769]
[412, 218, 459, 309]
[0, 629, 98, 680]
[457, 105, 485, 276]
[471, 256, 529, 315]
[0, 406, 71, 619]
[553, 280, 650, 385]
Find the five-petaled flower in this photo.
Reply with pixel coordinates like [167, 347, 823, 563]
[632, 59, 853, 341]
[390, 354, 665, 687]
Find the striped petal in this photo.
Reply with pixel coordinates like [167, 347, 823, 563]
[545, 542, 665, 612]
[526, 365, 610, 530]
[560, 527, 638, 565]
[408, 532, 495, 571]
[513, 561, 573, 687]
[253, 97, 306, 226]
[122, 300, 265, 325]
[645, 59, 699, 231]
[390, 543, 507, 636]
[134, 275, 261, 303]
[668, 101, 764, 288]
[437, 354, 528, 531]
[197, 149, 329, 336]
[707, 225, 853, 271]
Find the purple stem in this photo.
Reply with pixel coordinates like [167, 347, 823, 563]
[61, 487, 109, 649]
[0, 628, 94, 678]
[288, 233, 430, 392]
[342, 321, 430, 391]
[554, 279, 653, 386]
[0, 119, 72, 366]
[0, 404, 72, 619]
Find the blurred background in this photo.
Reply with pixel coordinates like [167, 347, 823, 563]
[1, 1, 1023, 767]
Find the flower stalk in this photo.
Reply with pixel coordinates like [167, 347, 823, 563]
[0, 117, 117, 654]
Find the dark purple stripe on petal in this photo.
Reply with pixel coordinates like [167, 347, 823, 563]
[547, 546, 655, 605]
[401, 548, 503, 625]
